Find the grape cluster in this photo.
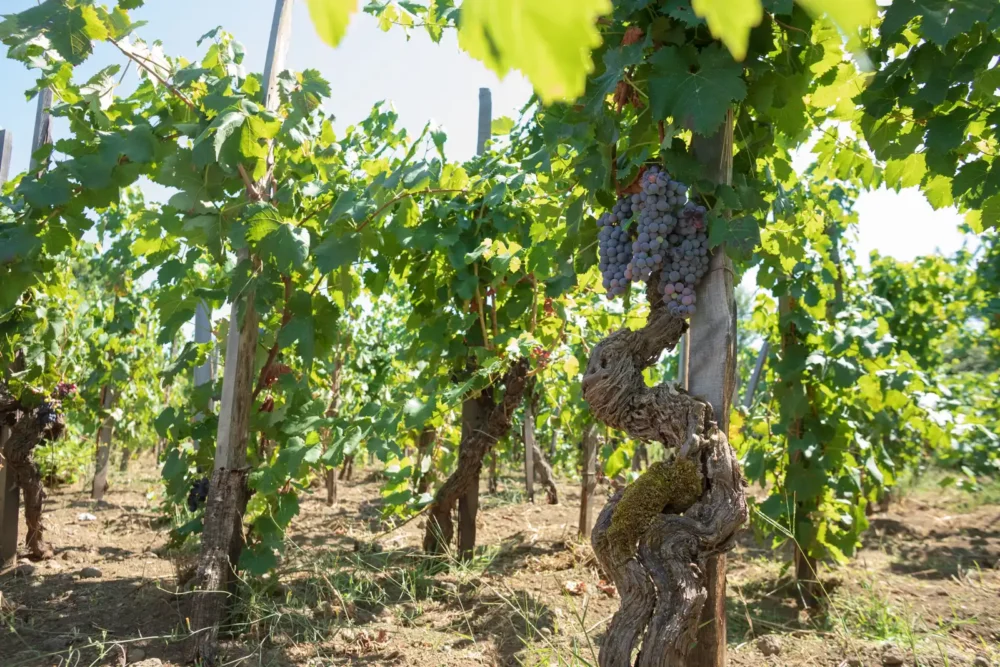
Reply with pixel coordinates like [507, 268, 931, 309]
[187, 477, 210, 512]
[594, 165, 711, 318]
[597, 197, 635, 298]
[658, 202, 709, 317]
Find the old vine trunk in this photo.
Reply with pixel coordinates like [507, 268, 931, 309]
[581, 282, 747, 667]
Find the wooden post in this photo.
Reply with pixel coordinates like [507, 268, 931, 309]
[0, 129, 12, 184]
[742, 340, 769, 409]
[677, 334, 690, 388]
[454, 87, 494, 556]
[91, 386, 116, 501]
[477, 88, 492, 155]
[189, 1, 292, 662]
[523, 400, 535, 503]
[30, 88, 53, 172]
[687, 109, 737, 667]
[0, 130, 16, 570]
[578, 423, 597, 539]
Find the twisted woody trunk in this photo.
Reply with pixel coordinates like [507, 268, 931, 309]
[581, 281, 746, 667]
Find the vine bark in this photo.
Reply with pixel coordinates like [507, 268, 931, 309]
[582, 282, 746, 667]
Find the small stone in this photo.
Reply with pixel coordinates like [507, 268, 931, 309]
[131, 660, 163, 667]
[757, 635, 782, 657]
[540, 627, 552, 637]
[841, 660, 864, 667]
[341, 629, 356, 643]
[79, 566, 102, 578]
[15, 563, 36, 577]
[76, 512, 97, 522]
[881, 644, 905, 666]
[438, 581, 458, 594]
[129, 648, 146, 661]
[973, 658, 991, 667]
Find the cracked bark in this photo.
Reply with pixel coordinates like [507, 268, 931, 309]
[582, 281, 747, 667]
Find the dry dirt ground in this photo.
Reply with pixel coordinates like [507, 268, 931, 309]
[1, 460, 998, 667]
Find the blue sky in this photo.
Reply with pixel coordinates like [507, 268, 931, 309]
[0, 0, 973, 271]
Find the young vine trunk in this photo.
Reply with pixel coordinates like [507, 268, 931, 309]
[423, 359, 530, 556]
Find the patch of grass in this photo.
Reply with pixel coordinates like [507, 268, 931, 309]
[896, 468, 1000, 512]
[833, 579, 920, 642]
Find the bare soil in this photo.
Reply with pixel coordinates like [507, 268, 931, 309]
[1, 461, 998, 666]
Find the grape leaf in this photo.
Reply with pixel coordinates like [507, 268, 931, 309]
[457, 0, 613, 104]
[881, 0, 994, 46]
[314, 233, 361, 273]
[692, 0, 763, 61]
[306, 0, 359, 48]
[796, 0, 878, 36]
[648, 45, 747, 135]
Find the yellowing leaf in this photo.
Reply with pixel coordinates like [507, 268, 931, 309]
[692, 0, 763, 61]
[440, 164, 469, 191]
[796, 0, 877, 35]
[306, 0, 359, 48]
[458, 0, 612, 104]
[563, 355, 580, 378]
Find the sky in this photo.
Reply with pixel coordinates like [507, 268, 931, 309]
[0, 0, 975, 276]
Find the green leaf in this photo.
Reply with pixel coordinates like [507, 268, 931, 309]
[796, 0, 878, 36]
[264, 224, 310, 271]
[195, 110, 246, 160]
[881, 0, 994, 46]
[306, 0, 359, 47]
[884, 153, 926, 190]
[457, 0, 613, 104]
[692, 0, 763, 61]
[604, 446, 628, 479]
[648, 45, 747, 135]
[314, 233, 361, 273]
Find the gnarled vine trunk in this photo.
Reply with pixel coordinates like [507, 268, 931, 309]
[423, 359, 530, 556]
[1, 394, 65, 561]
[582, 282, 747, 667]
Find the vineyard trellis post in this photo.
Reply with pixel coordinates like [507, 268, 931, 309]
[743, 341, 769, 409]
[687, 109, 737, 667]
[578, 422, 597, 539]
[193, 299, 214, 455]
[0, 128, 16, 570]
[188, 0, 293, 661]
[523, 391, 535, 502]
[452, 86, 494, 556]
[91, 385, 116, 501]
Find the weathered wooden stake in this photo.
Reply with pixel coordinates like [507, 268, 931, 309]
[91, 386, 116, 501]
[189, 1, 292, 662]
[578, 423, 598, 539]
[453, 86, 493, 555]
[742, 341, 769, 409]
[523, 399, 535, 503]
[687, 109, 737, 667]
[0, 129, 17, 570]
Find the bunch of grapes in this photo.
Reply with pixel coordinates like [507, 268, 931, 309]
[187, 477, 210, 512]
[594, 165, 711, 318]
[626, 165, 686, 283]
[54, 381, 77, 398]
[658, 202, 710, 317]
[597, 197, 635, 298]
